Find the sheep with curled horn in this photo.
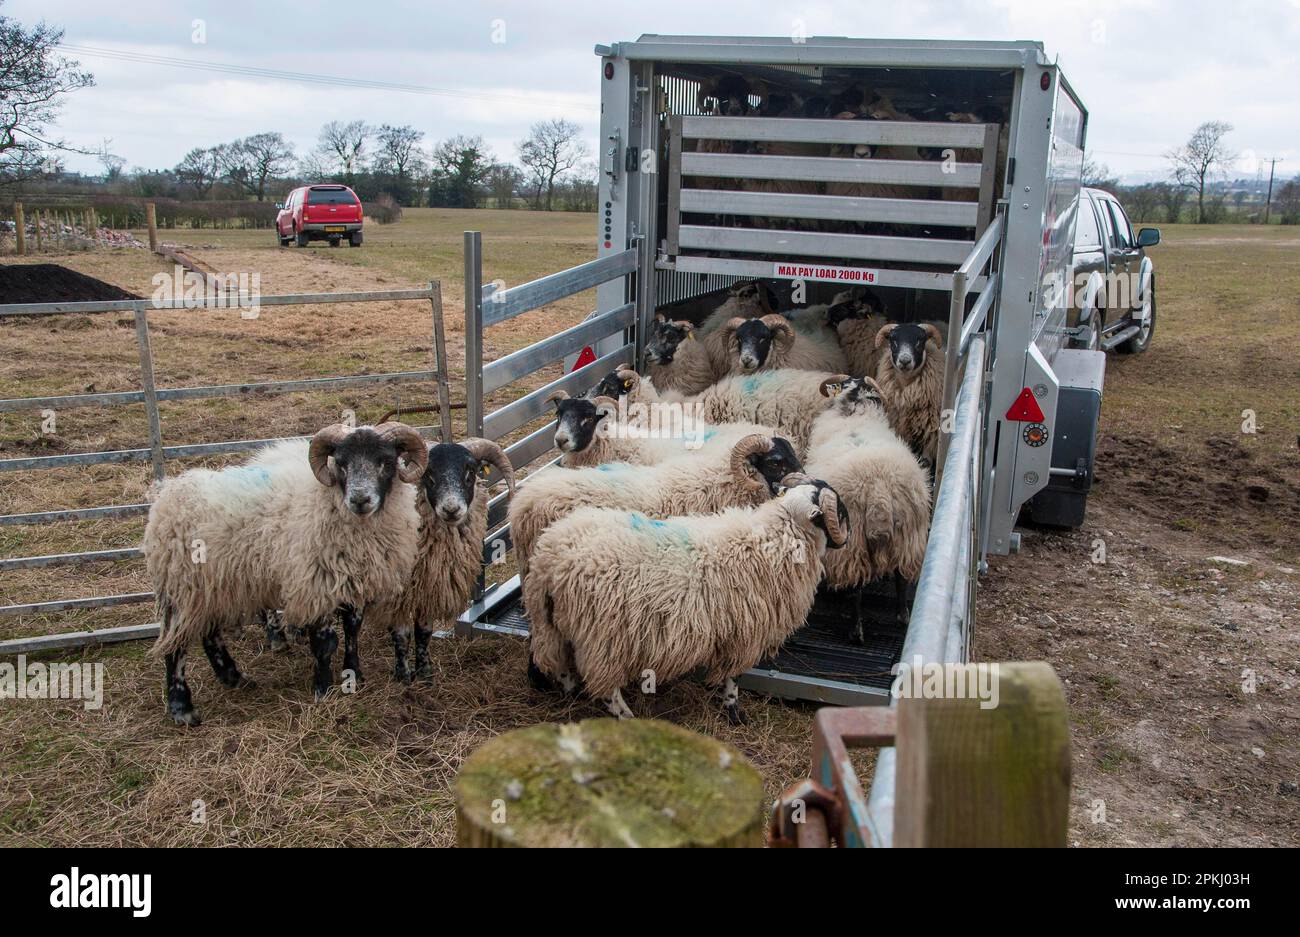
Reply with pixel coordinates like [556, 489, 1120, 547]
[509, 431, 801, 587]
[524, 479, 849, 725]
[545, 387, 769, 468]
[144, 422, 428, 725]
[640, 313, 736, 397]
[722, 313, 848, 376]
[874, 321, 947, 465]
[367, 437, 514, 683]
[800, 376, 931, 638]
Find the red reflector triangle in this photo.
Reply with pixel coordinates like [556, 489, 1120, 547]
[1005, 387, 1045, 422]
[572, 346, 596, 371]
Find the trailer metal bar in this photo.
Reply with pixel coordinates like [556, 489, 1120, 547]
[681, 115, 992, 149]
[482, 250, 637, 327]
[482, 344, 634, 440]
[658, 255, 980, 293]
[614, 37, 1045, 70]
[679, 188, 979, 227]
[678, 225, 973, 265]
[680, 152, 981, 188]
[482, 303, 634, 394]
[861, 335, 987, 846]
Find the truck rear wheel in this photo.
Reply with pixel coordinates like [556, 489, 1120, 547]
[1117, 279, 1155, 355]
[296, 228, 309, 248]
[349, 232, 363, 248]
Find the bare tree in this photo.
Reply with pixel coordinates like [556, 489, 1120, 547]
[315, 120, 370, 183]
[175, 147, 222, 198]
[373, 124, 425, 203]
[1153, 182, 1189, 224]
[1167, 121, 1234, 223]
[1121, 183, 1161, 223]
[1277, 177, 1300, 226]
[220, 132, 295, 201]
[1081, 154, 1119, 191]
[486, 163, 522, 208]
[517, 119, 590, 211]
[97, 139, 126, 184]
[0, 8, 94, 187]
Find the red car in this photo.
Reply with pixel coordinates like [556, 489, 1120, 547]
[275, 184, 363, 248]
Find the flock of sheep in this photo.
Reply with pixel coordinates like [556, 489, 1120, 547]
[140, 277, 946, 727]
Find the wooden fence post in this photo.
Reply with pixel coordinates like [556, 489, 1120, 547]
[146, 202, 158, 253]
[33, 210, 42, 252]
[13, 202, 24, 255]
[456, 718, 765, 847]
[894, 661, 1071, 847]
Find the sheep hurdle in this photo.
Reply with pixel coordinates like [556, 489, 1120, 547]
[0, 282, 455, 655]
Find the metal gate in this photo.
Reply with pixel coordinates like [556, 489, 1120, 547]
[0, 284, 453, 655]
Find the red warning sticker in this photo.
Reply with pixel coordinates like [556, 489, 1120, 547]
[771, 261, 879, 285]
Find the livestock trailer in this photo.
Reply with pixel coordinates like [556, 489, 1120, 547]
[458, 35, 1098, 710]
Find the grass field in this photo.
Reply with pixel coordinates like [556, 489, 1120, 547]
[1, 213, 1296, 845]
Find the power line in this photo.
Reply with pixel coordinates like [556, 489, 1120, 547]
[58, 43, 597, 113]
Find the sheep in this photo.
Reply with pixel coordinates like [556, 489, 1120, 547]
[825, 98, 929, 207]
[874, 322, 946, 465]
[801, 377, 931, 637]
[695, 280, 778, 336]
[369, 438, 515, 683]
[642, 313, 734, 397]
[144, 422, 429, 726]
[592, 366, 847, 455]
[821, 287, 889, 378]
[723, 313, 848, 376]
[509, 431, 802, 583]
[524, 479, 850, 724]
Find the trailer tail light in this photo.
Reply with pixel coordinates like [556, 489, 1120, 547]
[1006, 387, 1045, 423]
[604, 62, 614, 80]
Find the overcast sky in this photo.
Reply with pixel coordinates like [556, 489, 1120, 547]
[17, 0, 1300, 184]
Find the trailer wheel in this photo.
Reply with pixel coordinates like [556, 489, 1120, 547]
[1117, 278, 1155, 355]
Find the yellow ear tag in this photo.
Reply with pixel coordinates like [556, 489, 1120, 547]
[828, 382, 843, 397]
[479, 464, 492, 478]
[685, 332, 695, 342]
[623, 379, 634, 390]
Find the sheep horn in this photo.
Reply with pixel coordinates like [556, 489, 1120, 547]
[374, 422, 429, 484]
[818, 486, 849, 547]
[545, 389, 570, 406]
[591, 395, 620, 420]
[874, 322, 898, 349]
[922, 322, 944, 349]
[819, 374, 851, 398]
[724, 316, 747, 333]
[762, 315, 795, 352]
[461, 437, 515, 496]
[780, 471, 813, 488]
[730, 434, 774, 493]
[308, 423, 352, 487]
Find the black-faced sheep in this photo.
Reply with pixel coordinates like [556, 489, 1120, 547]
[642, 314, 734, 397]
[144, 423, 428, 725]
[369, 438, 514, 683]
[508, 431, 802, 582]
[547, 389, 768, 468]
[874, 322, 946, 465]
[723, 313, 849, 376]
[821, 287, 890, 378]
[801, 377, 931, 637]
[524, 479, 849, 724]
[592, 366, 846, 456]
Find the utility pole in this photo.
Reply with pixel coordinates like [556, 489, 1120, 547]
[1263, 158, 1281, 225]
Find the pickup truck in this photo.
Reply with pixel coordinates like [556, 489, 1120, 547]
[1069, 187, 1160, 353]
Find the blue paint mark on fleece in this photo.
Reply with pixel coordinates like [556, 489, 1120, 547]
[596, 462, 635, 473]
[627, 512, 692, 550]
[229, 466, 272, 485]
[740, 372, 780, 397]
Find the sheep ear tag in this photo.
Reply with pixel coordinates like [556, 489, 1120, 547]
[1005, 387, 1045, 423]
[479, 464, 492, 478]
